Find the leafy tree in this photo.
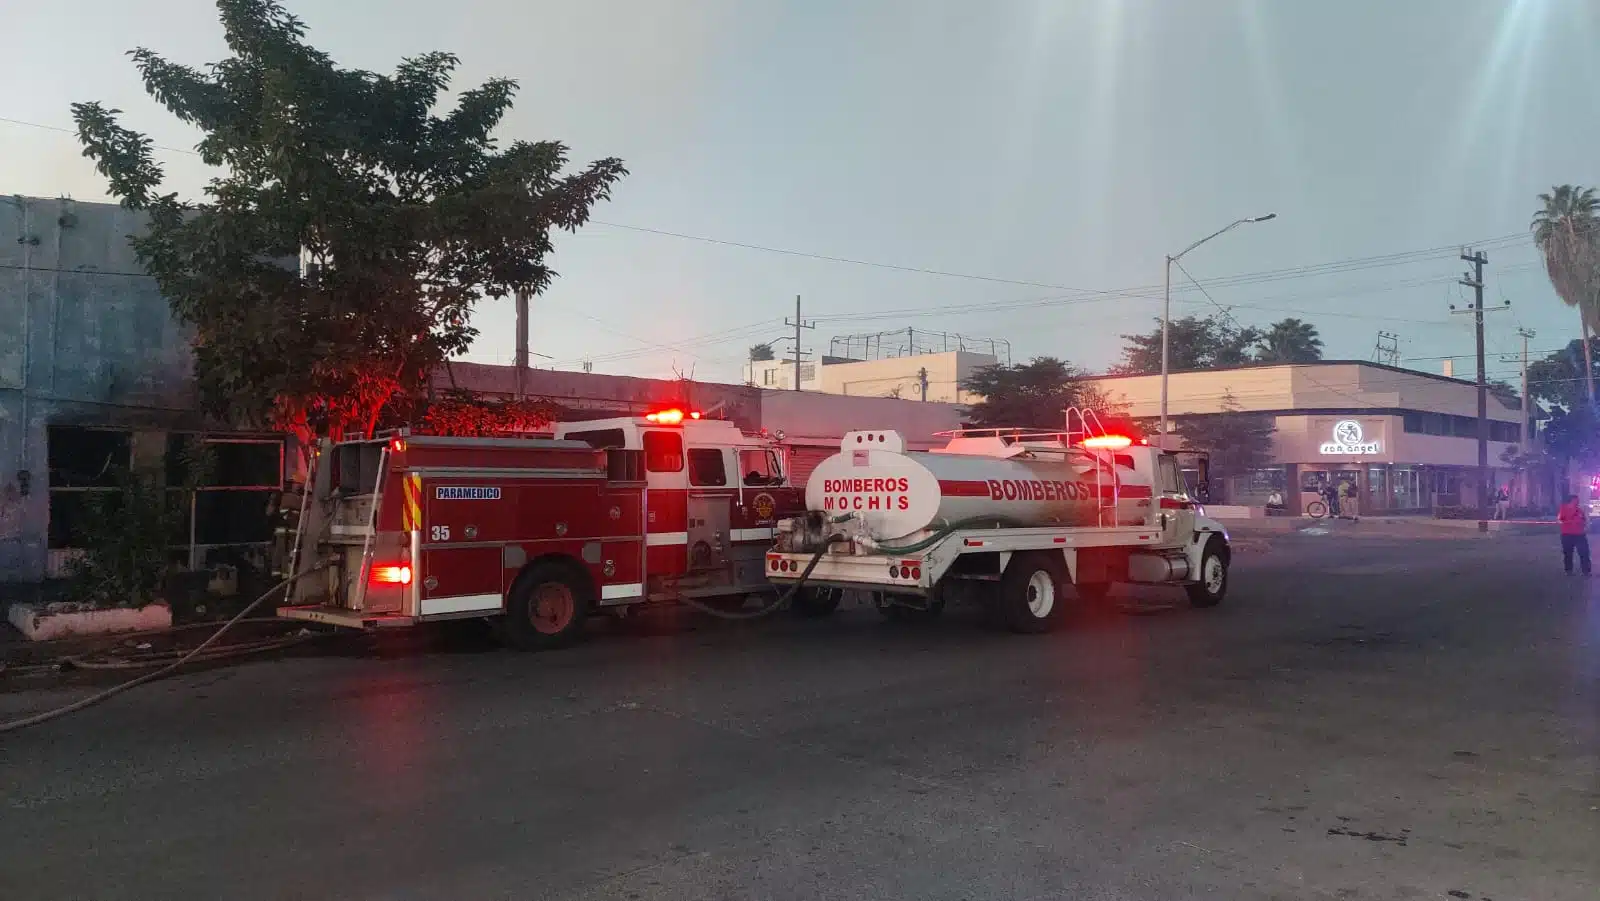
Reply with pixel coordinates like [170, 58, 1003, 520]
[1527, 338, 1600, 412]
[1254, 318, 1324, 363]
[1542, 404, 1600, 471]
[72, 0, 626, 445]
[1170, 390, 1276, 494]
[1531, 185, 1600, 400]
[1115, 315, 1262, 374]
[1486, 379, 1521, 411]
[420, 391, 563, 437]
[749, 343, 776, 362]
[961, 357, 1111, 429]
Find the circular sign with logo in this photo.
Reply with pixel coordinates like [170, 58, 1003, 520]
[752, 492, 777, 521]
[1320, 419, 1381, 455]
[1333, 420, 1363, 445]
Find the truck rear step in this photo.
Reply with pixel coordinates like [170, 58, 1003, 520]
[278, 604, 416, 630]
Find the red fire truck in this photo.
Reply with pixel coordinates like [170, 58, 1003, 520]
[276, 408, 807, 648]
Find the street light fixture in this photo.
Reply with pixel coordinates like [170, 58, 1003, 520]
[1158, 212, 1277, 448]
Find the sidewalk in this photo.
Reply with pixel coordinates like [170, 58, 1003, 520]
[1224, 514, 1559, 540]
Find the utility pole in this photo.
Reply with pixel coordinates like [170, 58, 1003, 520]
[1517, 327, 1536, 509]
[917, 367, 929, 402]
[783, 295, 815, 391]
[514, 289, 529, 399]
[1452, 249, 1508, 529]
[1371, 331, 1400, 366]
[1517, 327, 1535, 450]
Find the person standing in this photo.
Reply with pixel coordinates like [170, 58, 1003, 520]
[1558, 493, 1591, 576]
[1336, 478, 1357, 520]
[1494, 484, 1511, 521]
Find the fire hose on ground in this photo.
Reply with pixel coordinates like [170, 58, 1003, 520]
[0, 562, 331, 735]
[678, 536, 842, 621]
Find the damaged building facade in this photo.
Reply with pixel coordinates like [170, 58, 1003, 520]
[0, 196, 283, 585]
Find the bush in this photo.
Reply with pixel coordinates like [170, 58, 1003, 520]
[63, 467, 182, 609]
[63, 442, 213, 610]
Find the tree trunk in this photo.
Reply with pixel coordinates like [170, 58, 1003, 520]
[1583, 310, 1596, 405]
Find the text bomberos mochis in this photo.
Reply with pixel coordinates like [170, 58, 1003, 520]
[820, 476, 1107, 512]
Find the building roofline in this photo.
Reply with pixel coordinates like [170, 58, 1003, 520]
[1085, 359, 1485, 389]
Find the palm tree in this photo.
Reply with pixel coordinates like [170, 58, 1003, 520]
[1255, 318, 1324, 363]
[1532, 185, 1600, 402]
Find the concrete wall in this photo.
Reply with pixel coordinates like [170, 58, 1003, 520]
[1, 196, 203, 583]
[444, 363, 969, 450]
[446, 362, 765, 431]
[757, 389, 965, 450]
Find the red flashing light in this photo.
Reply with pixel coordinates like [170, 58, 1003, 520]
[389, 438, 407, 453]
[372, 564, 412, 586]
[1082, 434, 1133, 450]
[645, 408, 703, 425]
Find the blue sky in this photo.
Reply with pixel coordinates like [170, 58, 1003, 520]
[5, 0, 1599, 387]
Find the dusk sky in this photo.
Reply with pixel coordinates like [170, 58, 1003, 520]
[5, 0, 1599, 388]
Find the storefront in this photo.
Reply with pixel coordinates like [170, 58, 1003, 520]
[1220, 413, 1517, 515]
[1086, 361, 1526, 516]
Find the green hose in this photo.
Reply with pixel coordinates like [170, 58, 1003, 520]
[870, 515, 1028, 555]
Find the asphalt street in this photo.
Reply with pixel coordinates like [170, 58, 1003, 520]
[2, 528, 1596, 901]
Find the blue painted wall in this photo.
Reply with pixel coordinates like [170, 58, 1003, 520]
[0, 196, 201, 583]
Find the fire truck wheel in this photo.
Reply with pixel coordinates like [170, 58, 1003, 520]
[1185, 538, 1229, 608]
[503, 562, 592, 650]
[791, 586, 843, 618]
[1000, 552, 1069, 634]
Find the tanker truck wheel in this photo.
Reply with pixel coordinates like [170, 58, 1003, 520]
[502, 561, 592, 650]
[1185, 538, 1229, 608]
[1000, 552, 1069, 634]
[791, 586, 843, 618]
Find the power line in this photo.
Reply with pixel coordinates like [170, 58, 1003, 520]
[0, 115, 199, 156]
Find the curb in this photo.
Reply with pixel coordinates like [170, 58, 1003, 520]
[1, 618, 313, 671]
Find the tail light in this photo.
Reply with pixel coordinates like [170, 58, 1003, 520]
[372, 564, 412, 585]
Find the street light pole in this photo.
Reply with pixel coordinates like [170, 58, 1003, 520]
[1158, 213, 1278, 448]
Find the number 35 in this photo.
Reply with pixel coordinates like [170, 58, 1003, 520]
[429, 525, 450, 541]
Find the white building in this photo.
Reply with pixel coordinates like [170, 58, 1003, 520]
[1084, 361, 1525, 514]
[744, 349, 997, 403]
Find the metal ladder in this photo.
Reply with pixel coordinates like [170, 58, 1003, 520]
[1063, 406, 1121, 527]
[284, 437, 390, 607]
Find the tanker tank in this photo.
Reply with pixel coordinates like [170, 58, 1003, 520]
[805, 434, 1154, 541]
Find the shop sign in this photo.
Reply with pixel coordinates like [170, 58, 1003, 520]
[1320, 420, 1380, 455]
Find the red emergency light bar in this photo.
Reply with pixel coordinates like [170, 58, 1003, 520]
[371, 564, 412, 586]
[645, 408, 702, 425]
[1081, 434, 1133, 450]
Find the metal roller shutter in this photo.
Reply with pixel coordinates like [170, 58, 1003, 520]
[785, 444, 835, 488]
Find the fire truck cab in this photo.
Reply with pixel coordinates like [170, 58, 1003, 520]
[277, 409, 803, 648]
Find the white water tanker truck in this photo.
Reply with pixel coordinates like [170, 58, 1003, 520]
[766, 426, 1230, 632]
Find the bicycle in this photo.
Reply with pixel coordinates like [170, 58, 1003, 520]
[1305, 499, 1329, 519]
